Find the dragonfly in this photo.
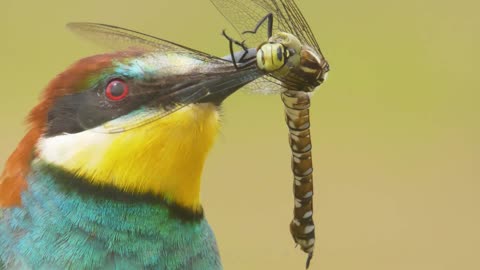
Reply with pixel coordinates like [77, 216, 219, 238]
[68, 0, 329, 268]
[210, 0, 329, 267]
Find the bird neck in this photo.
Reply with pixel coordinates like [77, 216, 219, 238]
[0, 161, 222, 269]
[36, 103, 220, 213]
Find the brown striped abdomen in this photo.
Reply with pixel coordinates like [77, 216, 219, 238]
[281, 90, 315, 268]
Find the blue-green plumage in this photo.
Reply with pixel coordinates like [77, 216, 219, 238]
[0, 162, 222, 270]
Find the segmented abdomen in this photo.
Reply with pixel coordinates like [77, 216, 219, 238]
[281, 90, 315, 268]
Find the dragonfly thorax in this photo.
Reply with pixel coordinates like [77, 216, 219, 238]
[299, 46, 329, 87]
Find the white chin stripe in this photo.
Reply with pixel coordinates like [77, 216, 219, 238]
[37, 131, 111, 165]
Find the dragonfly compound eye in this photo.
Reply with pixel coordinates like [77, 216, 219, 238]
[256, 43, 287, 72]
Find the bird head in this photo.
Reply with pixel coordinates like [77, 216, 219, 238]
[0, 49, 241, 213]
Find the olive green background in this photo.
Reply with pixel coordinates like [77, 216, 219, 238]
[1, 0, 478, 269]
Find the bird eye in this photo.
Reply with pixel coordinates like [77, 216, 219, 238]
[105, 79, 129, 101]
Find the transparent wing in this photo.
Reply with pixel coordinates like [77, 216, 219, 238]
[67, 22, 290, 134]
[210, 0, 277, 49]
[68, 22, 229, 64]
[241, 76, 288, 95]
[262, 0, 322, 53]
[210, 0, 322, 54]
[68, 23, 289, 93]
[95, 85, 207, 133]
[90, 68, 263, 133]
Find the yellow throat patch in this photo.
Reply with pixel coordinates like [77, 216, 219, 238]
[37, 104, 220, 212]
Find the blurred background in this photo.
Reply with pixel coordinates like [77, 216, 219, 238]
[1, 0, 478, 269]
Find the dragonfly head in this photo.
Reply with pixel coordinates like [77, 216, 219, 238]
[256, 32, 302, 73]
[257, 32, 329, 91]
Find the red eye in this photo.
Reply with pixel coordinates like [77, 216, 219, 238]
[105, 79, 128, 101]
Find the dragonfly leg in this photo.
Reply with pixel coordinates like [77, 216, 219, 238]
[236, 40, 257, 65]
[242, 13, 273, 38]
[222, 30, 255, 69]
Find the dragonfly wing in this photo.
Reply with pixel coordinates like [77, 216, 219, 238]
[256, 0, 322, 53]
[68, 22, 270, 133]
[210, 0, 322, 54]
[67, 22, 228, 64]
[240, 75, 288, 95]
[87, 67, 263, 133]
[210, 0, 278, 49]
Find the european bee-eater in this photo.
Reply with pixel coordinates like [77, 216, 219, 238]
[0, 42, 258, 269]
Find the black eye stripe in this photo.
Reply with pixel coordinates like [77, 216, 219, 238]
[46, 75, 199, 136]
